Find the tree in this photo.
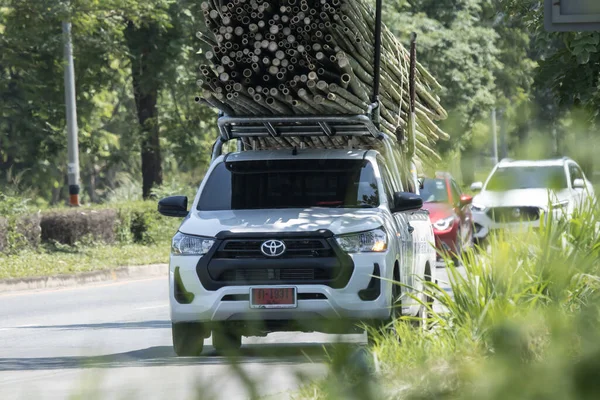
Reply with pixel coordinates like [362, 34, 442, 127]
[384, 0, 500, 182]
[499, 0, 600, 174]
[0, 0, 217, 203]
[0, 1, 129, 203]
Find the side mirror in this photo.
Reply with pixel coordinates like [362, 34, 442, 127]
[573, 178, 585, 189]
[158, 196, 189, 217]
[470, 182, 483, 192]
[391, 192, 423, 213]
[459, 194, 473, 206]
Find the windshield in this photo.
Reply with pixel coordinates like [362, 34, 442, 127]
[197, 159, 379, 210]
[485, 165, 568, 191]
[419, 178, 449, 203]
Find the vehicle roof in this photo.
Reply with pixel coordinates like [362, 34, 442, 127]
[497, 158, 572, 167]
[219, 149, 378, 162]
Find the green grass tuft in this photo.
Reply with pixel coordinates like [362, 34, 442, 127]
[301, 202, 600, 399]
[0, 241, 171, 280]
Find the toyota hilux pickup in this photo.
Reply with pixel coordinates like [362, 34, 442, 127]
[158, 115, 436, 356]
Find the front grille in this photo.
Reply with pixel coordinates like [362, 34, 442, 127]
[199, 230, 355, 290]
[217, 238, 332, 259]
[487, 206, 540, 223]
[219, 268, 330, 282]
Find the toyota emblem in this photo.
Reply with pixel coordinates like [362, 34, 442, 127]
[261, 240, 286, 257]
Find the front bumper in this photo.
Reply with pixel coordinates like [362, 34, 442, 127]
[169, 251, 395, 325]
[472, 209, 544, 240]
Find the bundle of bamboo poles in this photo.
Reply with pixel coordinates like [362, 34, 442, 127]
[195, 0, 449, 162]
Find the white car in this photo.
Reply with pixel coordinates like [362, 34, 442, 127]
[158, 148, 436, 356]
[470, 157, 595, 241]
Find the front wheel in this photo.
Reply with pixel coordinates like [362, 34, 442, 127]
[172, 322, 205, 357]
[368, 268, 402, 345]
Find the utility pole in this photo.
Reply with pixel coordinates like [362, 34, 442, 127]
[499, 108, 508, 159]
[491, 108, 498, 165]
[62, 21, 80, 206]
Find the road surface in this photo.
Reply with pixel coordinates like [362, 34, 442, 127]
[0, 266, 456, 400]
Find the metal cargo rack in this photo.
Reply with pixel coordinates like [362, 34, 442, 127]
[211, 114, 405, 160]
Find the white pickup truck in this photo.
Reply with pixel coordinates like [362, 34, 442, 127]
[158, 116, 436, 356]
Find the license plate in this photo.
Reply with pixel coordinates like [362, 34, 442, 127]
[250, 287, 297, 309]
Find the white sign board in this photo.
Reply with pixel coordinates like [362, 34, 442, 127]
[545, 0, 600, 31]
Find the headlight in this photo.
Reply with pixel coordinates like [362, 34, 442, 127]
[471, 203, 487, 212]
[433, 216, 454, 231]
[171, 232, 215, 256]
[335, 228, 388, 253]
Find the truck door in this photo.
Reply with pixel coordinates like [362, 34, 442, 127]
[406, 210, 434, 294]
[378, 157, 414, 294]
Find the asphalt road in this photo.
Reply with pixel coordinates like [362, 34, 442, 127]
[0, 266, 456, 400]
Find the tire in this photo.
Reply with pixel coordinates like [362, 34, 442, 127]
[368, 267, 402, 346]
[172, 322, 205, 357]
[212, 327, 243, 354]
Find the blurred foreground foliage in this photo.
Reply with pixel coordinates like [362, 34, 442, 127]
[297, 201, 600, 400]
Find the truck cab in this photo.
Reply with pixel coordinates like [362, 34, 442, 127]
[158, 115, 436, 356]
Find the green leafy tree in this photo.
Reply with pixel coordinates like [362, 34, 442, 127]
[384, 0, 499, 181]
[0, 1, 217, 203]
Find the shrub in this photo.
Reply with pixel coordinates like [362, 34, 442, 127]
[113, 201, 180, 245]
[15, 213, 42, 248]
[0, 217, 7, 252]
[0, 191, 30, 217]
[0, 192, 41, 253]
[1, 199, 180, 253]
[41, 209, 117, 246]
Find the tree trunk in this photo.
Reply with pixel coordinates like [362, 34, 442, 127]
[124, 20, 163, 199]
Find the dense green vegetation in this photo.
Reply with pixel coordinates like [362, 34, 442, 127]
[293, 204, 600, 399]
[0, 193, 180, 278]
[1, 0, 598, 206]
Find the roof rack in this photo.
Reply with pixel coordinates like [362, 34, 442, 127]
[218, 115, 382, 140]
[215, 114, 388, 154]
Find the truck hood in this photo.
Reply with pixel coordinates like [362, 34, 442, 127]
[473, 188, 570, 208]
[180, 208, 386, 237]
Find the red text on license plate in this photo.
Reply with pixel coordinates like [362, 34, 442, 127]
[251, 288, 296, 306]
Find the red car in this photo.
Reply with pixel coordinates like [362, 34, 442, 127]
[418, 173, 474, 265]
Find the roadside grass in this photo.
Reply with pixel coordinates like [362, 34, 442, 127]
[296, 203, 600, 399]
[0, 193, 181, 280]
[0, 240, 171, 280]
